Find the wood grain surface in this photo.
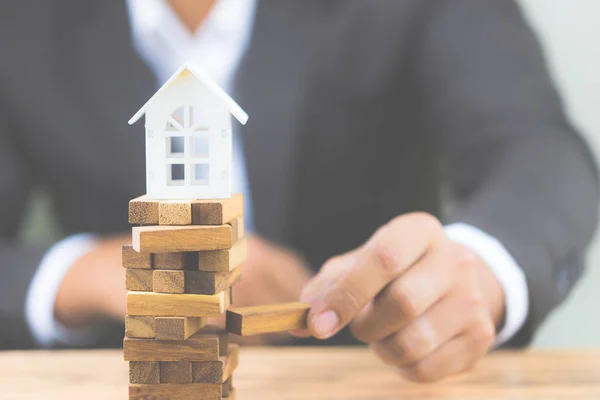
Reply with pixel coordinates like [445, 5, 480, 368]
[129, 195, 159, 225]
[132, 225, 237, 253]
[127, 290, 230, 317]
[125, 316, 156, 339]
[124, 329, 228, 362]
[1, 348, 599, 399]
[129, 383, 223, 400]
[192, 193, 244, 225]
[197, 237, 247, 272]
[226, 302, 311, 336]
[122, 245, 152, 269]
[154, 316, 207, 340]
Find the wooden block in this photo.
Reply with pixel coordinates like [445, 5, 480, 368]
[192, 345, 239, 383]
[155, 317, 207, 340]
[191, 193, 244, 225]
[129, 383, 222, 400]
[129, 361, 159, 384]
[228, 216, 244, 243]
[154, 252, 197, 270]
[124, 328, 228, 362]
[153, 270, 185, 294]
[129, 195, 159, 225]
[132, 225, 235, 253]
[127, 291, 230, 317]
[160, 361, 191, 384]
[226, 302, 311, 336]
[122, 245, 152, 269]
[125, 316, 156, 339]
[159, 200, 192, 225]
[197, 238, 247, 272]
[184, 268, 241, 295]
[126, 269, 154, 291]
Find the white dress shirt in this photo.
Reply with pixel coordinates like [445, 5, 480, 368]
[25, 0, 528, 347]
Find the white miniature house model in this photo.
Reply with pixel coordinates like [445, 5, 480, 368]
[128, 62, 248, 200]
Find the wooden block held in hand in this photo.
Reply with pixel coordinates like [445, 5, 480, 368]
[154, 252, 197, 270]
[129, 361, 159, 384]
[184, 268, 241, 295]
[126, 269, 154, 291]
[160, 361, 191, 384]
[124, 328, 228, 361]
[153, 270, 185, 294]
[132, 225, 235, 253]
[198, 238, 247, 272]
[155, 317, 207, 340]
[127, 291, 230, 317]
[226, 302, 311, 336]
[125, 316, 156, 339]
[191, 193, 244, 225]
[129, 195, 159, 225]
[192, 344, 239, 383]
[129, 383, 222, 400]
[159, 200, 192, 225]
[122, 245, 152, 269]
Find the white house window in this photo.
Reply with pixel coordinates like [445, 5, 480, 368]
[165, 105, 210, 187]
[168, 164, 185, 186]
[193, 163, 210, 186]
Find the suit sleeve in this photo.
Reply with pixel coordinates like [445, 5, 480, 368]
[411, 0, 599, 346]
[0, 106, 52, 349]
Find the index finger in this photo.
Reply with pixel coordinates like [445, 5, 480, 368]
[307, 213, 443, 339]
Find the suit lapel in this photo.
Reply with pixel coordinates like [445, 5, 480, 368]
[235, 1, 322, 242]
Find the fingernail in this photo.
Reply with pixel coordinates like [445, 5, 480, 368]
[313, 310, 339, 339]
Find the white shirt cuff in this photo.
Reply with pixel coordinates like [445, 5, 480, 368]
[444, 223, 529, 346]
[25, 234, 103, 348]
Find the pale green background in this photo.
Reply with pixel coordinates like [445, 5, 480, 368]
[17, 0, 600, 348]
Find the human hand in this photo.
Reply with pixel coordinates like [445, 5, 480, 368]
[297, 213, 505, 382]
[55, 234, 130, 328]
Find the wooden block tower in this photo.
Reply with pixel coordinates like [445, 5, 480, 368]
[125, 62, 312, 399]
[124, 194, 245, 400]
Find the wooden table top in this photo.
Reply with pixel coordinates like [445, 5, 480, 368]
[1, 347, 599, 399]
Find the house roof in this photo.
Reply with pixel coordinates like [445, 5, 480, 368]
[128, 62, 249, 125]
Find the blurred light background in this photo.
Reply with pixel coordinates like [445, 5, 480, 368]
[16, 0, 600, 348]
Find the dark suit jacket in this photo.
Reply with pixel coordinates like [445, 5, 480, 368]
[0, 0, 596, 349]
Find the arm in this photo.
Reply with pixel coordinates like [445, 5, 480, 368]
[413, 0, 598, 346]
[296, 0, 598, 382]
[0, 106, 49, 349]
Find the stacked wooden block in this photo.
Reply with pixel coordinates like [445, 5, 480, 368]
[123, 193, 245, 400]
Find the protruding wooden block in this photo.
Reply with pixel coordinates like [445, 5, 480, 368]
[185, 268, 241, 295]
[124, 328, 228, 361]
[155, 317, 207, 340]
[128, 383, 222, 400]
[192, 345, 239, 383]
[191, 194, 244, 225]
[127, 291, 230, 317]
[198, 238, 247, 272]
[122, 245, 152, 269]
[129, 361, 159, 384]
[154, 252, 197, 270]
[226, 302, 311, 336]
[153, 270, 185, 294]
[132, 225, 236, 253]
[129, 195, 159, 225]
[160, 361, 191, 384]
[228, 217, 244, 243]
[126, 269, 154, 291]
[125, 316, 156, 339]
[159, 200, 192, 225]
